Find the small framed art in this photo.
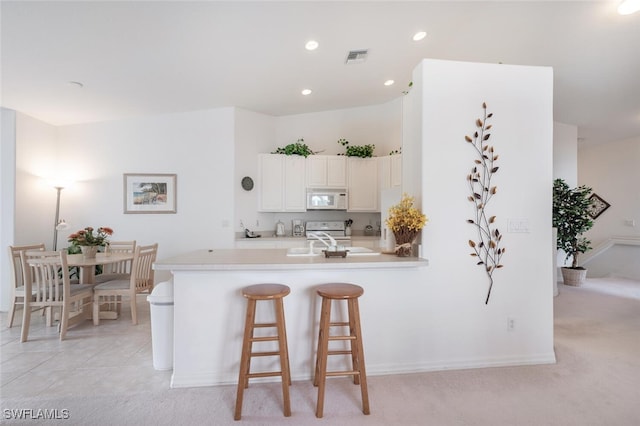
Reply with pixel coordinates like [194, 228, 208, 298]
[587, 193, 610, 219]
[123, 173, 177, 214]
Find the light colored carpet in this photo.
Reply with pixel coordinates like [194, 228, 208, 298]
[1, 278, 639, 425]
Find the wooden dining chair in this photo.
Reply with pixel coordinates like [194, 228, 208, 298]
[94, 240, 136, 284]
[20, 250, 93, 342]
[7, 243, 45, 328]
[92, 243, 158, 325]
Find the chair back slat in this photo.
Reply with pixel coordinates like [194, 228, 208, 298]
[8, 244, 46, 289]
[131, 244, 158, 292]
[103, 240, 136, 274]
[21, 250, 70, 306]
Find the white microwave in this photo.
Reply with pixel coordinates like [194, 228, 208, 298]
[306, 189, 348, 211]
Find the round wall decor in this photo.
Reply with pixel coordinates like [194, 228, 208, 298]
[241, 176, 254, 191]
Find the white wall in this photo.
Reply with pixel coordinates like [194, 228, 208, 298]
[234, 108, 277, 233]
[579, 136, 640, 278]
[579, 136, 640, 246]
[14, 108, 237, 286]
[274, 99, 402, 156]
[1, 108, 18, 311]
[14, 112, 59, 248]
[553, 121, 578, 186]
[410, 59, 555, 365]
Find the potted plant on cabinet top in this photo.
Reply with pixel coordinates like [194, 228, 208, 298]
[552, 178, 594, 286]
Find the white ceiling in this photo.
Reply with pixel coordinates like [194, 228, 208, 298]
[2, 1, 639, 146]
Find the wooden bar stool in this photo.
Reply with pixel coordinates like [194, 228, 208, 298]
[313, 283, 370, 418]
[234, 284, 291, 421]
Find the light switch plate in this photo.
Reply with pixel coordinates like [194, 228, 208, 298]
[507, 218, 530, 233]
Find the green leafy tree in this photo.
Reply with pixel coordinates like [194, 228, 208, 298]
[552, 178, 594, 268]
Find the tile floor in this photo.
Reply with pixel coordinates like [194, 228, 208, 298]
[0, 296, 172, 399]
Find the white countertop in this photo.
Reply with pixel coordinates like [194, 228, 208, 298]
[154, 248, 428, 271]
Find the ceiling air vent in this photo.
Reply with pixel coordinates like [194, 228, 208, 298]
[345, 49, 369, 64]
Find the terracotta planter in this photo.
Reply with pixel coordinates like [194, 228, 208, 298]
[561, 267, 587, 286]
[80, 245, 98, 259]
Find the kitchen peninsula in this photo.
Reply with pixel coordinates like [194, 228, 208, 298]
[153, 248, 428, 388]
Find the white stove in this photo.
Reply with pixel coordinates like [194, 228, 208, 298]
[305, 221, 351, 244]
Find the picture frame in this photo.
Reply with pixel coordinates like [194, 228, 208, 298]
[123, 173, 177, 214]
[587, 193, 610, 219]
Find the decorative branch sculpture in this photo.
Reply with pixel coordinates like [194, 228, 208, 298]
[465, 102, 505, 304]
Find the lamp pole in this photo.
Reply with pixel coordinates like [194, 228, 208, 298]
[53, 186, 63, 251]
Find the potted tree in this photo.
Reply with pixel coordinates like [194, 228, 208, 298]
[552, 178, 594, 286]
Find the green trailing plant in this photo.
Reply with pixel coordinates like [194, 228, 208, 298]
[337, 138, 375, 158]
[552, 178, 594, 269]
[465, 102, 505, 305]
[272, 138, 315, 157]
[402, 81, 413, 95]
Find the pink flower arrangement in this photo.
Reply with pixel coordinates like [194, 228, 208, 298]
[68, 226, 113, 246]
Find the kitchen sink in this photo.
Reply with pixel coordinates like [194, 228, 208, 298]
[286, 247, 380, 257]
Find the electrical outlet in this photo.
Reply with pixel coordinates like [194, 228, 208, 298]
[507, 317, 515, 332]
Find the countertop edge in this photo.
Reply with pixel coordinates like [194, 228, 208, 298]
[153, 249, 428, 271]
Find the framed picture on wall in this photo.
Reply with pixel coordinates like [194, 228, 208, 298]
[123, 173, 177, 214]
[587, 193, 610, 219]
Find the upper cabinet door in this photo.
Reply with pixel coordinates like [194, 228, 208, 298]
[306, 155, 347, 188]
[258, 154, 284, 212]
[378, 154, 402, 191]
[283, 155, 307, 211]
[347, 158, 378, 212]
[326, 156, 347, 187]
[258, 154, 306, 212]
[306, 155, 328, 187]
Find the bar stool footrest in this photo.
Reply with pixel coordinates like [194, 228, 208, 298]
[250, 351, 281, 357]
[248, 371, 285, 379]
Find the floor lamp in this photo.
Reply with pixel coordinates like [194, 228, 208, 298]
[53, 186, 68, 251]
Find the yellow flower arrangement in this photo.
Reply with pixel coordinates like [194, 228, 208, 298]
[386, 194, 428, 256]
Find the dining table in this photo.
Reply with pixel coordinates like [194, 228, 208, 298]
[66, 252, 133, 285]
[66, 252, 134, 320]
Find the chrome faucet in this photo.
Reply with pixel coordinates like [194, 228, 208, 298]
[307, 231, 337, 248]
[307, 232, 331, 249]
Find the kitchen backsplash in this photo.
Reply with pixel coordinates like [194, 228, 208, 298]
[239, 211, 381, 237]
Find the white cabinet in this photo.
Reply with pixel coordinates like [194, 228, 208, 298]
[306, 155, 347, 188]
[347, 158, 378, 212]
[258, 154, 306, 212]
[378, 154, 402, 190]
[283, 156, 307, 211]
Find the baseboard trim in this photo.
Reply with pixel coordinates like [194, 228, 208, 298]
[170, 352, 558, 388]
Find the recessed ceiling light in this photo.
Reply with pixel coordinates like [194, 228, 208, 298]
[301, 89, 312, 96]
[384, 80, 395, 86]
[618, 0, 640, 15]
[305, 40, 319, 51]
[67, 81, 84, 88]
[413, 31, 427, 41]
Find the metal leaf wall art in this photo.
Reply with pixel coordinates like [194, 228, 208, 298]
[465, 102, 505, 304]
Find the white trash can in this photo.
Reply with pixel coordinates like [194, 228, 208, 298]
[147, 280, 174, 370]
